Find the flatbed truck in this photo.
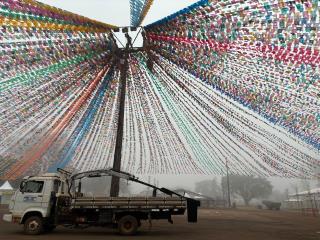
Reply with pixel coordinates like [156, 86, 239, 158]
[3, 168, 200, 235]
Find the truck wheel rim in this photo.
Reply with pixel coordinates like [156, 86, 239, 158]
[124, 221, 132, 230]
[29, 221, 39, 231]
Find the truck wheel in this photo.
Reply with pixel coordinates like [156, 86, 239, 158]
[24, 216, 44, 235]
[118, 215, 138, 236]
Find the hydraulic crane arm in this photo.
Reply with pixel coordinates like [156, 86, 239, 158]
[67, 168, 183, 197]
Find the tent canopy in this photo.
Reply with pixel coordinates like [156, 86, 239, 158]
[0, 181, 13, 190]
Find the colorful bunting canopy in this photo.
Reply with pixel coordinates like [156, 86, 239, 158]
[0, 0, 319, 180]
[145, 0, 320, 150]
[130, 0, 154, 27]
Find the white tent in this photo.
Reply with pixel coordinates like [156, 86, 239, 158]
[0, 181, 14, 205]
[0, 181, 13, 191]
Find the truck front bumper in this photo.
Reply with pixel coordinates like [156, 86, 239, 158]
[3, 214, 12, 223]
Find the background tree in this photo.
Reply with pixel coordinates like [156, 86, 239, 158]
[195, 178, 221, 198]
[221, 175, 272, 206]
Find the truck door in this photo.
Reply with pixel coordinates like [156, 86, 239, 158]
[43, 180, 60, 215]
[15, 180, 45, 216]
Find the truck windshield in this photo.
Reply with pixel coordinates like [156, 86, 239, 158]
[22, 181, 44, 193]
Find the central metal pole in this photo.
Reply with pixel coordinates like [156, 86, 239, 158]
[226, 160, 231, 208]
[110, 50, 128, 197]
[109, 29, 150, 197]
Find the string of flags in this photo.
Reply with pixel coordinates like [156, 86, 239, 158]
[0, 0, 319, 179]
[130, 0, 154, 27]
[145, 0, 320, 150]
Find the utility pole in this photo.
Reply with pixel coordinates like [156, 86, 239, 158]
[226, 160, 231, 208]
[110, 49, 128, 197]
[109, 28, 150, 197]
[295, 185, 302, 214]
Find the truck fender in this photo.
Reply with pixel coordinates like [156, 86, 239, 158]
[21, 209, 46, 224]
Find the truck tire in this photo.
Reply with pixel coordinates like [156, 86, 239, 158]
[118, 215, 138, 236]
[24, 216, 44, 235]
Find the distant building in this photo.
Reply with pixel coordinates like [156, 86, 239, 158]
[283, 188, 320, 215]
[0, 181, 15, 205]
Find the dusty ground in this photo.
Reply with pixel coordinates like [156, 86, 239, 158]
[0, 206, 319, 240]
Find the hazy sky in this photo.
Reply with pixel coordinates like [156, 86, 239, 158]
[37, 0, 198, 46]
[37, 0, 198, 27]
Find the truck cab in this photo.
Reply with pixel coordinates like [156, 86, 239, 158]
[5, 173, 65, 234]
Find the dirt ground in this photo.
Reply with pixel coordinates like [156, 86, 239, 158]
[0, 206, 319, 240]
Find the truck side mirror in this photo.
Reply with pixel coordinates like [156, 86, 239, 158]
[19, 181, 26, 194]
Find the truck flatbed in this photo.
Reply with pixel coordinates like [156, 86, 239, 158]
[72, 196, 186, 209]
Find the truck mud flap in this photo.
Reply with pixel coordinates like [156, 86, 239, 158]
[187, 199, 200, 223]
